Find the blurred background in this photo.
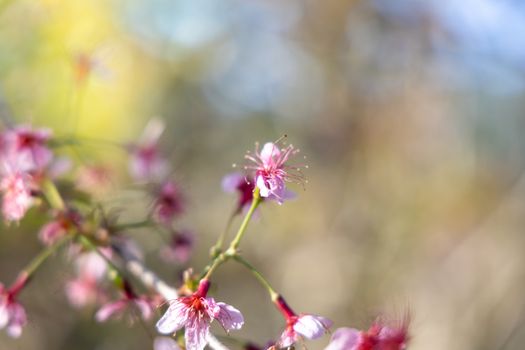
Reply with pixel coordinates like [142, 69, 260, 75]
[1, 0, 525, 349]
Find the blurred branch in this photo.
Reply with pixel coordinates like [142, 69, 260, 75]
[112, 242, 230, 350]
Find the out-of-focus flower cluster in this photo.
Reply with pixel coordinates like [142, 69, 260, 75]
[0, 121, 409, 350]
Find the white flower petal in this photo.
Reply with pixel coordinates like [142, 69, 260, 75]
[324, 328, 361, 350]
[154, 337, 182, 350]
[293, 315, 332, 340]
[0, 304, 9, 329]
[215, 302, 244, 332]
[221, 172, 244, 193]
[279, 328, 297, 348]
[184, 317, 210, 350]
[256, 176, 270, 197]
[260, 143, 280, 163]
[156, 301, 188, 334]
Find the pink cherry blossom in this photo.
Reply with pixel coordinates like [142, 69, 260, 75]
[273, 295, 332, 348]
[160, 230, 194, 264]
[222, 172, 257, 213]
[156, 279, 244, 350]
[128, 119, 168, 182]
[95, 282, 154, 324]
[65, 276, 106, 309]
[65, 250, 110, 308]
[245, 141, 302, 204]
[324, 316, 410, 350]
[153, 181, 185, 225]
[0, 278, 28, 338]
[2, 125, 53, 172]
[39, 209, 82, 246]
[278, 314, 332, 347]
[0, 171, 33, 222]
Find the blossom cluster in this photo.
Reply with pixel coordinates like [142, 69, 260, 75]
[0, 121, 410, 350]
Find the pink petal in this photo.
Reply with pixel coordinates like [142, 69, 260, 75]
[184, 317, 210, 350]
[6, 303, 26, 338]
[324, 328, 361, 350]
[154, 337, 182, 350]
[0, 304, 8, 329]
[156, 300, 189, 334]
[260, 143, 280, 164]
[133, 299, 153, 321]
[293, 315, 332, 340]
[256, 176, 271, 198]
[202, 297, 220, 319]
[77, 251, 109, 280]
[39, 221, 65, 246]
[221, 172, 244, 193]
[215, 302, 244, 332]
[279, 328, 297, 348]
[95, 300, 126, 322]
[65, 278, 98, 308]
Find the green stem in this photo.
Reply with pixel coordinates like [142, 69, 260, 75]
[210, 210, 237, 258]
[113, 219, 153, 232]
[41, 179, 65, 210]
[226, 188, 261, 254]
[24, 236, 71, 279]
[200, 189, 261, 280]
[232, 254, 278, 300]
[202, 252, 228, 280]
[78, 235, 122, 275]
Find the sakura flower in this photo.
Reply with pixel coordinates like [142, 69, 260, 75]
[222, 172, 256, 213]
[65, 249, 110, 308]
[128, 119, 168, 182]
[154, 337, 182, 350]
[65, 276, 106, 309]
[2, 125, 53, 172]
[156, 279, 244, 350]
[0, 276, 28, 338]
[325, 316, 410, 350]
[273, 295, 332, 348]
[153, 181, 184, 225]
[245, 141, 302, 204]
[324, 328, 361, 350]
[39, 208, 82, 246]
[0, 171, 33, 222]
[95, 281, 154, 324]
[160, 230, 194, 264]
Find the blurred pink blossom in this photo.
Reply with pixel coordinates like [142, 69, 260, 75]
[324, 316, 409, 350]
[95, 282, 154, 324]
[39, 209, 82, 246]
[0, 282, 27, 338]
[65, 250, 111, 308]
[222, 172, 256, 213]
[153, 181, 184, 225]
[274, 295, 332, 348]
[2, 125, 53, 172]
[128, 119, 168, 182]
[160, 230, 194, 264]
[156, 279, 244, 350]
[0, 172, 33, 222]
